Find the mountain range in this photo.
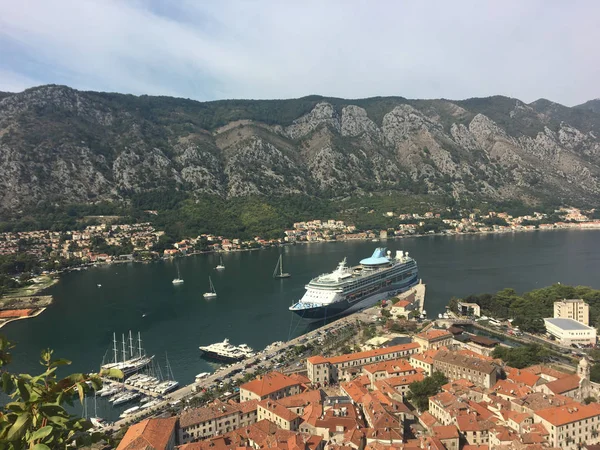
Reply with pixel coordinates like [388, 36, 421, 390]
[1, 85, 600, 215]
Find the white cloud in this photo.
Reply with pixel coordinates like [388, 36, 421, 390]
[0, 0, 599, 105]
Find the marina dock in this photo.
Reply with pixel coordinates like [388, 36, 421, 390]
[106, 283, 428, 430]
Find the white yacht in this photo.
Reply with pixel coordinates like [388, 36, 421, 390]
[216, 256, 225, 270]
[199, 339, 254, 362]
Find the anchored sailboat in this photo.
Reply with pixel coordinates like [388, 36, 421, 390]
[172, 264, 184, 285]
[273, 254, 291, 279]
[203, 276, 217, 299]
[215, 256, 225, 270]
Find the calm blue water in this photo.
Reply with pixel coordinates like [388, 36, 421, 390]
[2, 230, 600, 418]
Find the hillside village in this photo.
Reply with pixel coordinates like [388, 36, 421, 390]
[1, 207, 599, 267]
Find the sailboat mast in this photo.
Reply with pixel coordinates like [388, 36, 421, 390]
[138, 332, 143, 358]
[121, 334, 127, 362]
[129, 331, 134, 359]
[280, 255, 283, 275]
[113, 332, 118, 363]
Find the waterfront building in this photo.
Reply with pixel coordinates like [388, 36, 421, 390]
[543, 317, 597, 345]
[178, 400, 257, 444]
[534, 403, 600, 449]
[432, 350, 498, 389]
[117, 417, 177, 450]
[554, 299, 590, 325]
[457, 302, 481, 317]
[414, 329, 453, 351]
[306, 342, 420, 384]
[240, 371, 303, 402]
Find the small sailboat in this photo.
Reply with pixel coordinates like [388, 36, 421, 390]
[172, 264, 184, 285]
[215, 256, 225, 270]
[273, 254, 291, 279]
[203, 276, 217, 299]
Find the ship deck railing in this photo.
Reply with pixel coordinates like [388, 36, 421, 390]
[311, 260, 415, 286]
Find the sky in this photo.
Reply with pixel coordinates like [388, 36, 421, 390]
[0, 0, 598, 106]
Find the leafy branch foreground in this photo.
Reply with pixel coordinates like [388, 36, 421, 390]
[0, 336, 122, 449]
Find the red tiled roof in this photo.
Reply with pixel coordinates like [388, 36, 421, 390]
[363, 359, 415, 376]
[432, 425, 459, 440]
[327, 343, 421, 365]
[455, 415, 494, 432]
[116, 417, 177, 450]
[307, 355, 328, 365]
[277, 389, 322, 408]
[419, 411, 438, 429]
[415, 329, 452, 342]
[380, 373, 424, 388]
[240, 371, 300, 397]
[535, 403, 600, 426]
[341, 381, 369, 403]
[180, 400, 240, 428]
[258, 399, 299, 422]
[523, 365, 571, 380]
[544, 374, 580, 395]
[506, 367, 541, 387]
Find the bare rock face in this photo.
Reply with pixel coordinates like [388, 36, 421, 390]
[1, 84, 600, 213]
[340, 105, 383, 142]
[286, 102, 340, 139]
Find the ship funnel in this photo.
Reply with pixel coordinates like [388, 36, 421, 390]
[396, 251, 404, 260]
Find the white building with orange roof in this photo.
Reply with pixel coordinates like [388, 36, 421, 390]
[257, 399, 302, 431]
[240, 371, 303, 402]
[362, 359, 417, 387]
[410, 347, 445, 376]
[306, 342, 420, 384]
[374, 373, 425, 398]
[413, 329, 453, 351]
[534, 403, 600, 449]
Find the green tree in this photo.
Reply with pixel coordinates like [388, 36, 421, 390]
[0, 336, 123, 449]
[491, 344, 550, 369]
[407, 371, 448, 411]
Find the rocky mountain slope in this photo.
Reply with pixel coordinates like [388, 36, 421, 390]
[1, 85, 600, 214]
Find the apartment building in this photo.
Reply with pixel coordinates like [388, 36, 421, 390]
[306, 342, 420, 384]
[554, 299, 589, 325]
[179, 401, 251, 444]
[117, 417, 177, 450]
[257, 399, 302, 431]
[432, 350, 498, 389]
[534, 403, 600, 449]
[240, 371, 303, 402]
[413, 329, 454, 351]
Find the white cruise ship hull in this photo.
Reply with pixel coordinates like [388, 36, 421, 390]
[291, 272, 418, 321]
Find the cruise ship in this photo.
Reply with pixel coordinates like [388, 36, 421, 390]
[289, 247, 418, 320]
[199, 339, 255, 362]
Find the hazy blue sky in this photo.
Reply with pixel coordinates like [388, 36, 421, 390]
[0, 0, 598, 105]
